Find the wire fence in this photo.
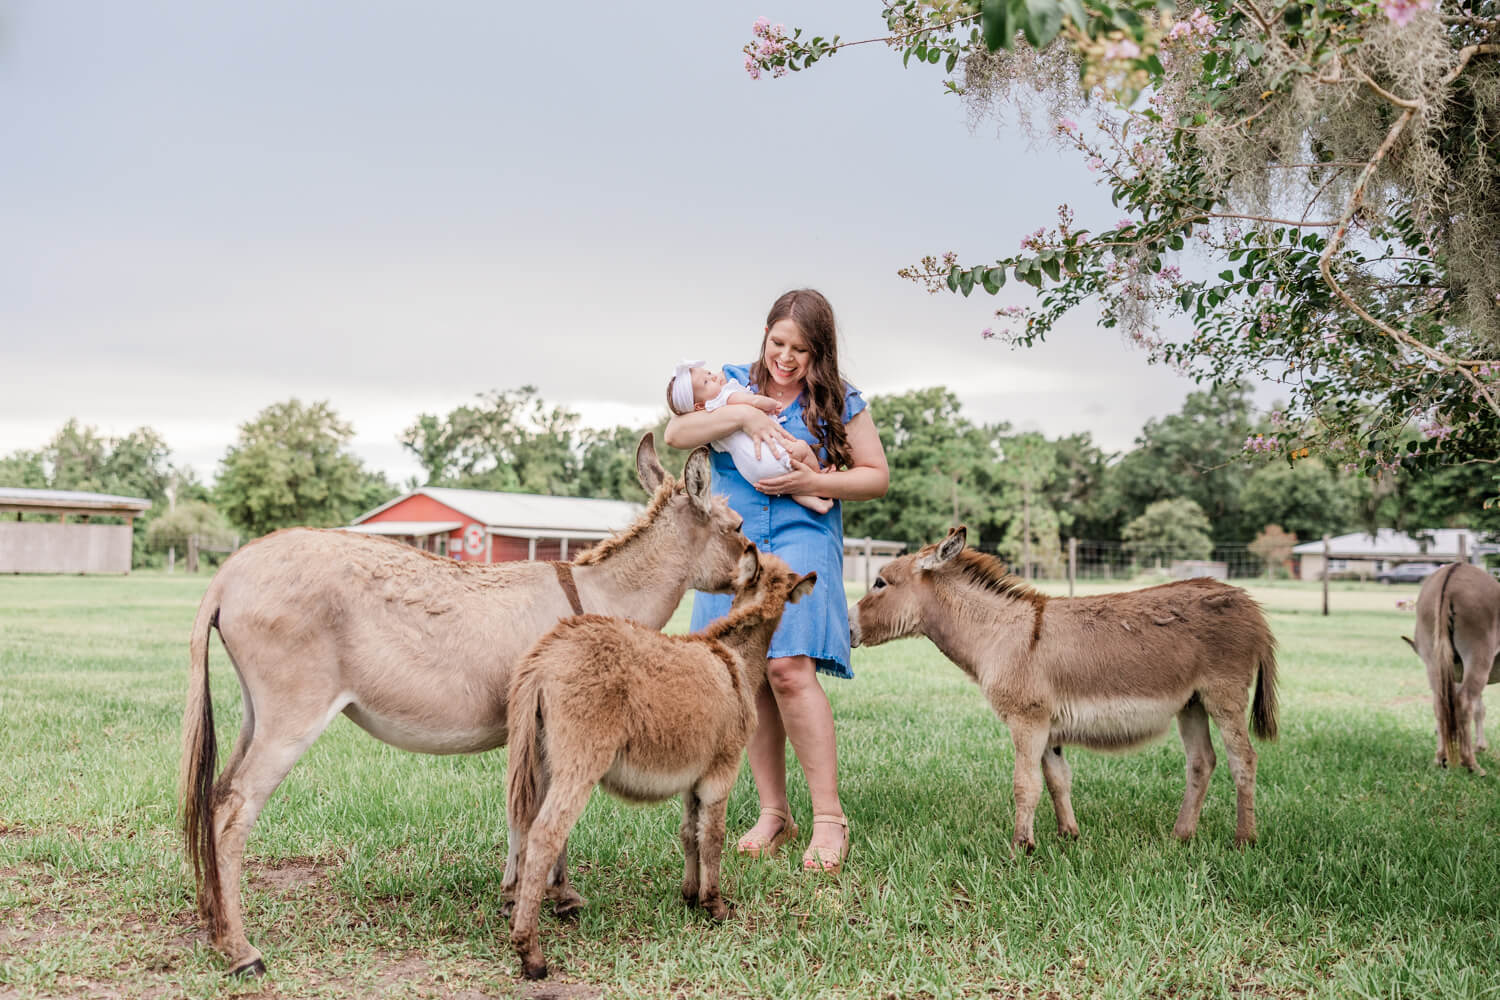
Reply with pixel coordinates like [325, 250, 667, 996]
[972, 539, 1274, 583]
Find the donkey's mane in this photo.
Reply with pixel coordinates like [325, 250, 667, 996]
[699, 597, 766, 644]
[946, 547, 1049, 646]
[572, 475, 679, 566]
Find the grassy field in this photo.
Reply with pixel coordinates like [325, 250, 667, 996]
[1, 571, 1496, 999]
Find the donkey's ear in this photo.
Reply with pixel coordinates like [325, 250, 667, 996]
[736, 543, 761, 588]
[788, 571, 817, 604]
[684, 447, 713, 514]
[636, 433, 665, 494]
[917, 525, 966, 570]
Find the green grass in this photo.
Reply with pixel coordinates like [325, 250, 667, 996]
[1, 571, 1497, 998]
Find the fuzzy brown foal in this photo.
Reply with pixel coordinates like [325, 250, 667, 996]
[505, 545, 815, 980]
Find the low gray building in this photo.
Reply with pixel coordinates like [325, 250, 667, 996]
[1293, 528, 1485, 580]
[0, 488, 152, 574]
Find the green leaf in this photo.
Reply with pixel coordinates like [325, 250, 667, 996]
[959, 270, 976, 296]
[1041, 256, 1061, 282]
[947, 269, 960, 293]
[982, 0, 1014, 51]
[1022, 0, 1063, 47]
[980, 268, 1002, 294]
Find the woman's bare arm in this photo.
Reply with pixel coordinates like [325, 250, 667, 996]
[664, 404, 796, 455]
[754, 408, 889, 502]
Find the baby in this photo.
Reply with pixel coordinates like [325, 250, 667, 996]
[667, 360, 833, 514]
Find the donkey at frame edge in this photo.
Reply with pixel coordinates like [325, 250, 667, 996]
[179, 435, 749, 976]
[850, 526, 1279, 850]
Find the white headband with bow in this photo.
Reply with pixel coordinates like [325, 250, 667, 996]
[669, 359, 705, 414]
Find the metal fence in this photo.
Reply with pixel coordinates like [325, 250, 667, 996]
[974, 539, 1269, 583]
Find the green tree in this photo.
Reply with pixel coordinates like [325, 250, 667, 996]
[756, 1, 1500, 481]
[145, 500, 237, 555]
[1239, 458, 1356, 544]
[215, 399, 373, 537]
[0, 449, 47, 488]
[842, 386, 996, 547]
[1122, 497, 1215, 566]
[982, 430, 1064, 577]
[401, 387, 583, 495]
[1110, 382, 1255, 541]
[1045, 432, 1120, 541]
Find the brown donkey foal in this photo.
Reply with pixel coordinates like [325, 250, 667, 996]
[1404, 562, 1500, 774]
[851, 527, 1278, 849]
[505, 545, 816, 980]
[179, 436, 748, 977]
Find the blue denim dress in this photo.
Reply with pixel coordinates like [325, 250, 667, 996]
[689, 363, 865, 679]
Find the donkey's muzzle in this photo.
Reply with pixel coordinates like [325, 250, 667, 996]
[848, 617, 862, 648]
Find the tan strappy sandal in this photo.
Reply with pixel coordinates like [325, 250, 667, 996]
[801, 814, 851, 874]
[735, 807, 798, 859]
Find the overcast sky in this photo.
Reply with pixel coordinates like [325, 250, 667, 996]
[1, 1, 1279, 486]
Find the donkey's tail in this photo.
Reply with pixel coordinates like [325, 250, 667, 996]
[1251, 638, 1280, 742]
[179, 576, 225, 928]
[506, 660, 546, 835]
[1432, 564, 1461, 765]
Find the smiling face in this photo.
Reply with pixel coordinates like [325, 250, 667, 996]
[761, 319, 812, 391]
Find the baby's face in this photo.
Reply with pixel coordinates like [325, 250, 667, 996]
[692, 367, 726, 404]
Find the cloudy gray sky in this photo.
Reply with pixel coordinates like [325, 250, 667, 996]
[1, 1, 1274, 486]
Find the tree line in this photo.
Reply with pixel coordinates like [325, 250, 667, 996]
[2, 382, 1491, 570]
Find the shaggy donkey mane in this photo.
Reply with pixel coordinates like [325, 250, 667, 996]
[936, 545, 1049, 647]
[573, 475, 680, 566]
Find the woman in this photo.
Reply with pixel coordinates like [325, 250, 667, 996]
[664, 288, 889, 872]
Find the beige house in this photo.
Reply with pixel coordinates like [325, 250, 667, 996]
[1293, 528, 1486, 580]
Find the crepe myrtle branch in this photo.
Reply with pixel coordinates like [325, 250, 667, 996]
[1316, 44, 1500, 421]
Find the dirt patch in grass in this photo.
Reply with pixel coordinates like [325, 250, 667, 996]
[247, 856, 330, 894]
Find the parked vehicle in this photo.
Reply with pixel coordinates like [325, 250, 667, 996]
[1375, 562, 1442, 584]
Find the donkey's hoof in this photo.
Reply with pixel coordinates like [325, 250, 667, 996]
[521, 957, 549, 980]
[1012, 835, 1036, 855]
[704, 896, 733, 922]
[552, 899, 586, 921]
[230, 958, 267, 979]
[498, 899, 515, 920]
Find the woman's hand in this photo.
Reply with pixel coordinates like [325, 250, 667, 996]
[738, 407, 798, 461]
[756, 458, 823, 498]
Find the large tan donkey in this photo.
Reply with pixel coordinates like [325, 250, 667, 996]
[179, 435, 748, 976]
[505, 545, 816, 980]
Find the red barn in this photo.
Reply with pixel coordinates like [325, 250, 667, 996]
[345, 487, 644, 563]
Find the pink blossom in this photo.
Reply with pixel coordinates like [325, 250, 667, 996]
[1087, 157, 1105, 172]
[1103, 39, 1141, 61]
[1058, 118, 1079, 133]
[981, 327, 996, 339]
[1116, 217, 1134, 230]
[1380, 0, 1432, 26]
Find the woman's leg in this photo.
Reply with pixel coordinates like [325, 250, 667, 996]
[738, 681, 790, 847]
[765, 655, 846, 860]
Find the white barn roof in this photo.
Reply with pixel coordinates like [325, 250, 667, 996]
[1292, 528, 1485, 558]
[353, 488, 643, 538]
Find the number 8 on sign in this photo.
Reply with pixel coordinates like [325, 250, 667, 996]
[464, 524, 485, 556]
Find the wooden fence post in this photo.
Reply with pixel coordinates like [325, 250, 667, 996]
[1068, 537, 1076, 597]
[1321, 534, 1330, 616]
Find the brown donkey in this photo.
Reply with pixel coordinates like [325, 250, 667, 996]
[179, 435, 748, 976]
[1404, 562, 1500, 773]
[505, 545, 815, 980]
[850, 527, 1278, 849]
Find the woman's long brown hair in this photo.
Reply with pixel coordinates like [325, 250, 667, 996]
[750, 289, 854, 470]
